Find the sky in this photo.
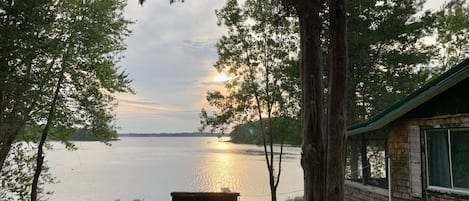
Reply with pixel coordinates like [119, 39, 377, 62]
[116, 0, 445, 134]
[116, 0, 227, 133]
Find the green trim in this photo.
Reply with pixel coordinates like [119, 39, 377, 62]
[348, 59, 469, 136]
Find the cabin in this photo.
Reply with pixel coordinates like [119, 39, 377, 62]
[344, 59, 469, 201]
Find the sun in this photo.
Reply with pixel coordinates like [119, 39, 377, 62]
[213, 72, 231, 82]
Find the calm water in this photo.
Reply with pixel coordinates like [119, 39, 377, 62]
[45, 137, 303, 201]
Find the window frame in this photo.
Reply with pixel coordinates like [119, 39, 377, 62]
[346, 134, 388, 189]
[424, 127, 469, 195]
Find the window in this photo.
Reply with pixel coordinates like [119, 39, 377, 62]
[366, 139, 387, 188]
[346, 138, 363, 182]
[425, 128, 469, 191]
[346, 134, 388, 189]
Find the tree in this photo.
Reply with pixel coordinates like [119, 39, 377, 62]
[326, 0, 347, 199]
[346, 0, 436, 125]
[28, 1, 133, 200]
[230, 118, 301, 145]
[434, 0, 469, 70]
[0, 0, 132, 199]
[276, 0, 348, 200]
[0, 0, 58, 172]
[199, 0, 300, 200]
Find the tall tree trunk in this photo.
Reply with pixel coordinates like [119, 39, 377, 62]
[294, 0, 348, 200]
[296, 0, 326, 201]
[31, 73, 64, 201]
[270, 187, 277, 201]
[326, 0, 347, 200]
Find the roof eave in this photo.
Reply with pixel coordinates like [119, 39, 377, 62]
[348, 64, 469, 136]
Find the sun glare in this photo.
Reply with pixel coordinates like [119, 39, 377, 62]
[216, 141, 229, 150]
[214, 72, 230, 82]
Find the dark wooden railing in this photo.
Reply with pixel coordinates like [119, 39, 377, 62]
[171, 192, 239, 201]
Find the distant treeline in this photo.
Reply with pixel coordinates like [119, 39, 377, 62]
[118, 132, 221, 138]
[17, 126, 117, 142]
[229, 117, 301, 146]
[69, 128, 117, 141]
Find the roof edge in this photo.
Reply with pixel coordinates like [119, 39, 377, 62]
[348, 59, 469, 136]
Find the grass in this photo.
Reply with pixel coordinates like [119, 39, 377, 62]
[286, 196, 303, 201]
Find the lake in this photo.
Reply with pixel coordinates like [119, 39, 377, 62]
[45, 137, 304, 201]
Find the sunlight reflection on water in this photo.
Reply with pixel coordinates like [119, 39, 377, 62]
[45, 137, 303, 201]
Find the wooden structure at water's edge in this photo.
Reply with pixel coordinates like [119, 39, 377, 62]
[171, 192, 240, 201]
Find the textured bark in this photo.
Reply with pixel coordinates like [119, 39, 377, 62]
[326, 0, 348, 200]
[293, 0, 348, 200]
[296, 0, 326, 201]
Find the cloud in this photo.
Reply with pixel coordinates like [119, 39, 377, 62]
[124, 0, 226, 46]
[181, 39, 216, 50]
[198, 80, 225, 87]
[115, 0, 229, 133]
[115, 92, 207, 133]
[116, 94, 184, 115]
